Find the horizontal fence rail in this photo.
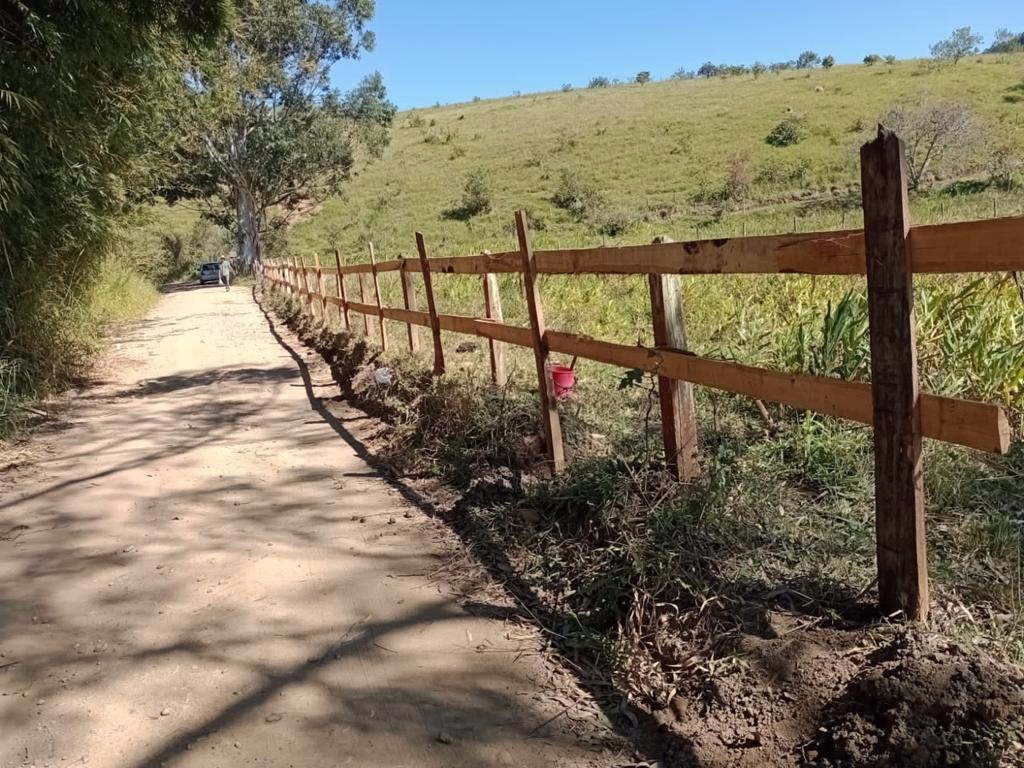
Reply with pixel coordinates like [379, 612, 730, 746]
[267, 272, 1011, 454]
[298, 216, 1024, 278]
[263, 128, 1023, 623]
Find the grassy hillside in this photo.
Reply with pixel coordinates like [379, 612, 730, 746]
[275, 55, 1024, 423]
[291, 55, 1024, 259]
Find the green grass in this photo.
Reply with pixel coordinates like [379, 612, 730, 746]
[269, 55, 1024, 664]
[291, 54, 1024, 260]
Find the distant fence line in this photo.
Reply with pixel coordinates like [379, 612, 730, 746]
[264, 129, 1024, 623]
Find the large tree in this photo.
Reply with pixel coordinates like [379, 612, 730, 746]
[166, 0, 396, 266]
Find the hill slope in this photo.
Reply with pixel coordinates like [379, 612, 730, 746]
[291, 55, 1024, 259]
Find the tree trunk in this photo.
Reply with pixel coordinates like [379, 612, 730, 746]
[235, 185, 261, 268]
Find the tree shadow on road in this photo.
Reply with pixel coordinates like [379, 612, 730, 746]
[254, 288, 704, 767]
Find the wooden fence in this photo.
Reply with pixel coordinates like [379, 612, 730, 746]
[263, 129, 1023, 621]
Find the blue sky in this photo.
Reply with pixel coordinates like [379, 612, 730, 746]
[333, 1, 1023, 109]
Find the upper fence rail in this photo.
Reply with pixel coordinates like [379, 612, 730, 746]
[310, 216, 1024, 278]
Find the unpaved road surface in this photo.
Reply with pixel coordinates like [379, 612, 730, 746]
[0, 285, 612, 767]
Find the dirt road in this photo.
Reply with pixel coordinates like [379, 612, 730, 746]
[0, 285, 612, 768]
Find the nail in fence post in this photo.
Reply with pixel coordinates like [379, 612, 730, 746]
[514, 210, 565, 474]
[357, 273, 371, 338]
[399, 257, 420, 353]
[415, 232, 445, 376]
[333, 248, 350, 330]
[367, 242, 388, 352]
[861, 127, 928, 621]
[648, 237, 699, 480]
[482, 270, 507, 386]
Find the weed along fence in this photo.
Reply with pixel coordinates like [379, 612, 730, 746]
[263, 129, 1023, 622]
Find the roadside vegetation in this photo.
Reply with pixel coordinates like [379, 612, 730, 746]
[255, 39, 1024, 751]
[265, 279, 1024, 765]
[0, 2, 229, 436]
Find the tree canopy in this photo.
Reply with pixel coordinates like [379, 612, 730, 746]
[165, 0, 396, 264]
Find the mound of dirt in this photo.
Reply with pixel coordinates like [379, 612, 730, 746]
[658, 624, 1024, 768]
[814, 629, 1024, 768]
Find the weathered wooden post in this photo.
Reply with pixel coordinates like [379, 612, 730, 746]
[415, 233, 445, 376]
[648, 237, 699, 480]
[861, 126, 928, 621]
[313, 252, 327, 320]
[357, 273, 371, 337]
[399, 257, 420, 353]
[515, 210, 565, 473]
[297, 255, 315, 315]
[333, 248, 350, 330]
[367, 242, 388, 351]
[482, 271, 507, 386]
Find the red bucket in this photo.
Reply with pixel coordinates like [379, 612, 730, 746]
[550, 364, 576, 398]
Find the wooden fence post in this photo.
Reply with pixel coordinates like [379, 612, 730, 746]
[482, 271, 507, 386]
[367, 242, 389, 352]
[415, 232, 445, 376]
[289, 256, 298, 297]
[313, 252, 327, 319]
[357, 273, 371, 337]
[297, 255, 315, 315]
[515, 210, 565, 474]
[399, 257, 420, 353]
[648, 237, 699, 480]
[333, 248, 350, 330]
[861, 127, 928, 621]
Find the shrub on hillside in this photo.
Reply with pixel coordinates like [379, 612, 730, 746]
[885, 54, 898, 65]
[561, 83, 573, 92]
[756, 156, 813, 188]
[635, 71, 651, 85]
[989, 147, 1023, 191]
[796, 51, 820, 69]
[765, 117, 805, 147]
[987, 28, 1024, 54]
[724, 153, 755, 200]
[591, 205, 634, 236]
[588, 76, 610, 88]
[552, 168, 604, 218]
[930, 26, 983, 64]
[822, 55, 835, 69]
[459, 168, 492, 216]
[863, 53, 883, 66]
[880, 102, 975, 189]
[697, 62, 720, 78]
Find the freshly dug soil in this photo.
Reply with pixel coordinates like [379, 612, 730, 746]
[814, 630, 1024, 767]
[660, 625, 1024, 768]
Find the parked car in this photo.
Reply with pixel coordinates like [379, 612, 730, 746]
[198, 262, 221, 285]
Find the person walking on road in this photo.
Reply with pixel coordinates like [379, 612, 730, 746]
[219, 254, 232, 291]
